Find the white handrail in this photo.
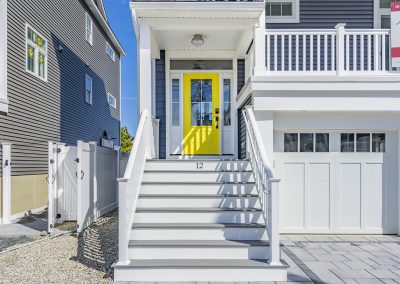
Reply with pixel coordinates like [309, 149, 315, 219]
[116, 109, 159, 265]
[242, 107, 282, 266]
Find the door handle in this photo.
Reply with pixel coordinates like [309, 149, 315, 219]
[216, 116, 219, 129]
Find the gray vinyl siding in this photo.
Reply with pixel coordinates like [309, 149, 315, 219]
[267, 0, 374, 29]
[0, 0, 121, 176]
[238, 97, 252, 160]
[156, 51, 167, 159]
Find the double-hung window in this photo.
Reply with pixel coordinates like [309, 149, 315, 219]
[86, 13, 93, 45]
[107, 93, 116, 109]
[26, 25, 47, 81]
[85, 75, 93, 104]
[106, 42, 115, 61]
[266, 0, 300, 23]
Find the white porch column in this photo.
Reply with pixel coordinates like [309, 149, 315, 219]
[138, 23, 152, 115]
[2, 142, 11, 224]
[335, 23, 346, 76]
[253, 9, 267, 76]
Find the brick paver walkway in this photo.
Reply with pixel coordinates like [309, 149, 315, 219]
[280, 235, 400, 284]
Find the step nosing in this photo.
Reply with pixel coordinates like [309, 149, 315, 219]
[144, 170, 253, 173]
[136, 208, 262, 212]
[139, 194, 259, 198]
[128, 240, 270, 247]
[132, 223, 266, 229]
[141, 181, 256, 185]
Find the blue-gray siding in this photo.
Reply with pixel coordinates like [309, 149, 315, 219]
[267, 0, 374, 29]
[156, 51, 167, 159]
[0, 0, 121, 176]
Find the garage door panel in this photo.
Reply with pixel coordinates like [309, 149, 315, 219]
[339, 163, 362, 230]
[283, 163, 305, 229]
[309, 163, 330, 229]
[365, 163, 383, 230]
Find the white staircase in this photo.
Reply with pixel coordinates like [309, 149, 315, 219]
[114, 159, 288, 282]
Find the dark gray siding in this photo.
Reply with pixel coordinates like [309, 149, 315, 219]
[267, 0, 374, 29]
[0, 0, 121, 176]
[156, 51, 167, 159]
[238, 97, 252, 160]
[237, 59, 245, 95]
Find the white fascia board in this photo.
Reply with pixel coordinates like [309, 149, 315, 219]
[84, 0, 126, 56]
[253, 96, 400, 112]
[130, 1, 265, 13]
[249, 75, 400, 92]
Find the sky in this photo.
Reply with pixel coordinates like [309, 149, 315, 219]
[103, 0, 138, 134]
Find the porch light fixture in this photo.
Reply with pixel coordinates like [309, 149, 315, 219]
[191, 34, 204, 47]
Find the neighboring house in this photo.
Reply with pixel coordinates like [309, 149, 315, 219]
[0, 0, 124, 223]
[113, 0, 400, 282]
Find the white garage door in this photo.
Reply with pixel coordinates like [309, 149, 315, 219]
[275, 153, 386, 234]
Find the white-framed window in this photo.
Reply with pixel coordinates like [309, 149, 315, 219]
[85, 13, 93, 45]
[85, 74, 93, 104]
[223, 79, 231, 126]
[107, 93, 116, 109]
[106, 42, 115, 61]
[284, 133, 330, 153]
[26, 25, 47, 81]
[341, 133, 386, 153]
[171, 78, 180, 126]
[266, 0, 300, 23]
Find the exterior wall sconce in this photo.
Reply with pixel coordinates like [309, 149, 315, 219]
[191, 34, 204, 47]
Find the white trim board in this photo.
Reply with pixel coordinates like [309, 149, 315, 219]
[0, 0, 8, 113]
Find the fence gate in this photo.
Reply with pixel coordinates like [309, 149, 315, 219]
[76, 141, 97, 233]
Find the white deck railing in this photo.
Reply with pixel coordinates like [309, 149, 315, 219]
[116, 109, 159, 265]
[263, 24, 393, 75]
[242, 107, 281, 266]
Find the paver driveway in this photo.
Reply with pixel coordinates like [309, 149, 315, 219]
[279, 235, 400, 284]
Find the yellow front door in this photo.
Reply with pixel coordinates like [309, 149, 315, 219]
[183, 73, 220, 155]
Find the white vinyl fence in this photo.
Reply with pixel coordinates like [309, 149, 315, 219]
[48, 140, 121, 233]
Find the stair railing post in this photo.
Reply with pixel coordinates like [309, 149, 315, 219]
[268, 178, 282, 266]
[117, 179, 130, 265]
[335, 23, 346, 76]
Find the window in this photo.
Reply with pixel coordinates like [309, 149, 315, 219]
[223, 79, 231, 126]
[356, 133, 370, 152]
[341, 133, 386, 153]
[284, 133, 298, 152]
[106, 42, 115, 61]
[266, 0, 299, 23]
[86, 13, 93, 45]
[284, 133, 330, 153]
[85, 75, 93, 104]
[380, 0, 396, 8]
[26, 25, 47, 81]
[171, 79, 180, 126]
[107, 93, 116, 109]
[377, 0, 396, 28]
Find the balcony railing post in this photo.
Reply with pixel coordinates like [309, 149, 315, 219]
[117, 180, 130, 265]
[268, 178, 282, 266]
[335, 23, 346, 76]
[253, 9, 267, 76]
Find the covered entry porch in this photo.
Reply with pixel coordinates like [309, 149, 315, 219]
[131, 1, 265, 158]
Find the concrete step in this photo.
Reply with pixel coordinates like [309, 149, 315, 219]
[142, 171, 255, 183]
[127, 240, 269, 259]
[113, 259, 288, 282]
[134, 208, 263, 223]
[130, 223, 267, 240]
[140, 182, 257, 195]
[145, 160, 252, 171]
[137, 194, 261, 209]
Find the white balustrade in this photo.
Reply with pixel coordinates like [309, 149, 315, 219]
[242, 107, 282, 266]
[262, 24, 392, 75]
[117, 109, 159, 265]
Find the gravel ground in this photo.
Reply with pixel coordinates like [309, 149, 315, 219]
[0, 210, 118, 284]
